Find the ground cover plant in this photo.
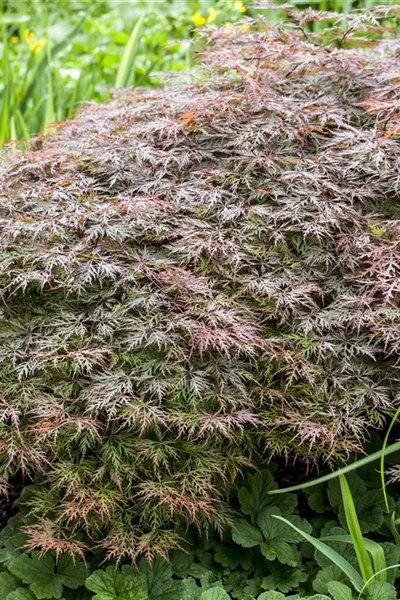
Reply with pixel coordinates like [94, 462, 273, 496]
[0, 0, 399, 566]
[1, 455, 400, 599]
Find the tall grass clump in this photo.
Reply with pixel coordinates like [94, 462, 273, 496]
[0, 0, 250, 145]
[0, 5, 399, 561]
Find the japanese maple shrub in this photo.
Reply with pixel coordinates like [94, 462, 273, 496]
[0, 6, 399, 560]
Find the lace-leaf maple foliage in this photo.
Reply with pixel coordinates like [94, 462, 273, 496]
[0, 6, 399, 561]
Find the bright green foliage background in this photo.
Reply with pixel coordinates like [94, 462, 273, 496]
[0, 0, 248, 142]
[1, 0, 399, 143]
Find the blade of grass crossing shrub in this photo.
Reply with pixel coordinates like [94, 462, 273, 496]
[321, 536, 386, 583]
[0, 36, 11, 144]
[339, 475, 374, 583]
[43, 43, 56, 134]
[15, 110, 30, 141]
[115, 13, 146, 88]
[357, 566, 400, 600]
[380, 406, 400, 513]
[19, 19, 84, 113]
[273, 515, 364, 592]
[268, 441, 400, 494]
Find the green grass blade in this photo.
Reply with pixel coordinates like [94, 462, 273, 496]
[0, 34, 12, 144]
[339, 474, 374, 583]
[273, 515, 364, 592]
[321, 535, 386, 582]
[115, 13, 146, 88]
[268, 441, 400, 494]
[357, 565, 400, 600]
[14, 110, 30, 141]
[20, 18, 84, 113]
[43, 44, 55, 133]
[380, 406, 400, 513]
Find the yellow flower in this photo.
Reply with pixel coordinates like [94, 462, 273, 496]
[207, 6, 217, 22]
[23, 28, 47, 54]
[32, 39, 47, 54]
[24, 28, 35, 43]
[241, 24, 251, 32]
[192, 6, 217, 27]
[234, 0, 246, 12]
[192, 11, 207, 26]
[10, 36, 19, 44]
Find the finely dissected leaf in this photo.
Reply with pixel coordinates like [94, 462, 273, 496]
[1, 7, 400, 559]
[200, 588, 230, 600]
[273, 516, 364, 592]
[231, 521, 263, 548]
[85, 565, 147, 600]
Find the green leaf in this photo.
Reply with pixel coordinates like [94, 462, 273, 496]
[272, 515, 364, 592]
[0, 514, 28, 550]
[328, 475, 386, 534]
[19, 19, 85, 113]
[238, 472, 297, 518]
[317, 525, 358, 570]
[308, 492, 328, 513]
[327, 581, 355, 600]
[321, 535, 387, 583]
[138, 558, 184, 600]
[213, 544, 252, 570]
[9, 553, 88, 600]
[259, 540, 300, 567]
[364, 581, 397, 600]
[261, 563, 307, 594]
[313, 566, 350, 595]
[380, 406, 400, 514]
[7, 589, 37, 600]
[200, 588, 230, 600]
[257, 593, 286, 600]
[115, 14, 146, 88]
[257, 508, 312, 545]
[0, 548, 21, 565]
[0, 573, 19, 597]
[231, 521, 263, 548]
[85, 565, 147, 600]
[339, 475, 373, 582]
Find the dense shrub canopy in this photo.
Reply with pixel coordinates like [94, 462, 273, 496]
[0, 7, 399, 560]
